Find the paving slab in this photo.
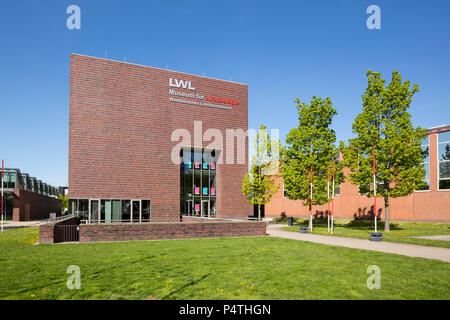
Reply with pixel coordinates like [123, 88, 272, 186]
[267, 224, 450, 263]
[0, 219, 49, 230]
[411, 235, 450, 241]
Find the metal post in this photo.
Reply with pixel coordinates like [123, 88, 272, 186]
[1, 159, 4, 234]
[310, 166, 313, 232]
[373, 152, 377, 233]
[327, 164, 330, 233]
[331, 162, 335, 234]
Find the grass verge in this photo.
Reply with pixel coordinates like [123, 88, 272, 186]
[0, 227, 448, 300]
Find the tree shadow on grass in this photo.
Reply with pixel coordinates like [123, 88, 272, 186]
[9, 253, 168, 296]
[162, 273, 211, 300]
[292, 207, 402, 231]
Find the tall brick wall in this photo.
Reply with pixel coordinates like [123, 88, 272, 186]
[13, 189, 61, 221]
[69, 54, 252, 220]
[79, 221, 266, 243]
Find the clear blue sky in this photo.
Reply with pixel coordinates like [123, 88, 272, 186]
[1, 0, 449, 187]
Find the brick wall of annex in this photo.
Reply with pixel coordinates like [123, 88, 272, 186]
[266, 132, 450, 222]
[79, 221, 267, 243]
[13, 189, 61, 221]
[69, 54, 252, 221]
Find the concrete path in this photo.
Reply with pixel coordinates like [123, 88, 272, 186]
[267, 224, 450, 263]
[412, 235, 450, 241]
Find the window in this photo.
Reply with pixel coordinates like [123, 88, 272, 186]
[416, 135, 430, 191]
[283, 181, 287, 198]
[438, 131, 450, 190]
[142, 200, 151, 221]
[335, 184, 341, 196]
[180, 147, 217, 217]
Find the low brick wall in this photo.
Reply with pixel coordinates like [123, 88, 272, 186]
[181, 216, 223, 222]
[79, 221, 267, 243]
[39, 216, 79, 244]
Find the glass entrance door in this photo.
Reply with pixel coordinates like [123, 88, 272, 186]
[201, 200, 209, 218]
[89, 199, 100, 223]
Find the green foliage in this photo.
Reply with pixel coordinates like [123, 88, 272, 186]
[242, 125, 279, 219]
[281, 96, 344, 207]
[341, 70, 426, 231]
[58, 194, 68, 211]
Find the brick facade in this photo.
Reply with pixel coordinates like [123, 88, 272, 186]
[12, 189, 61, 221]
[69, 54, 251, 220]
[78, 221, 266, 243]
[266, 131, 450, 222]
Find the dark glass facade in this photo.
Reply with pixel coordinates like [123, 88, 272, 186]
[180, 147, 217, 217]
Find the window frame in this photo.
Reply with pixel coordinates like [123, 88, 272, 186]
[438, 131, 450, 191]
[415, 135, 431, 192]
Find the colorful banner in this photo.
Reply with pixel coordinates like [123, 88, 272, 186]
[202, 162, 208, 169]
[211, 187, 215, 195]
[195, 204, 200, 211]
[211, 163, 216, 170]
[185, 162, 191, 169]
[194, 187, 200, 195]
[202, 187, 208, 195]
[194, 162, 200, 169]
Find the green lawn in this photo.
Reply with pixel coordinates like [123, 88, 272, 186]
[281, 219, 450, 248]
[0, 227, 449, 300]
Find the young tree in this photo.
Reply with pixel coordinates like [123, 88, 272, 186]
[58, 194, 68, 212]
[341, 70, 426, 232]
[281, 96, 344, 229]
[242, 124, 279, 221]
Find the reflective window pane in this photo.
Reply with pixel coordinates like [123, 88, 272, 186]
[142, 200, 151, 221]
[122, 200, 131, 221]
[416, 180, 430, 191]
[438, 143, 450, 161]
[438, 131, 450, 143]
[421, 135, 429, 146]
[439, 162, 450, 179]
[421, 145, 430, 162]
[112, 200, 121, 222]
[423, 163, 430, 180]
[439, 179, 450, 190]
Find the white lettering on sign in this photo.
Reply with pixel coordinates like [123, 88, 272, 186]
[169, 78, 196, 91]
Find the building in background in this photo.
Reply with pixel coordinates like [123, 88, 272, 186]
[68, 54, 251, 223]
[1, 168, 61, 221]
[58, 186, 68, 196]
[266, 125, 450, 222]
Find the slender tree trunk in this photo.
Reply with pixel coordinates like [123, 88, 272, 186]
[384, 196, 390, 232]
[258, 204, 261, 221]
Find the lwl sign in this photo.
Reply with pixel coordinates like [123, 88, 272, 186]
[169, 78, 196, 91]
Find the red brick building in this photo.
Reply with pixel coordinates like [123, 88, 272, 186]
[1, 168, 61, 221]
[68, 54, 251, 223]
[266, 125, 450, 222]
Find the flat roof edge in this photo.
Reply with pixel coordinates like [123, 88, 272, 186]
[70, 53, 248, 86]
[427, 124, 450, 133]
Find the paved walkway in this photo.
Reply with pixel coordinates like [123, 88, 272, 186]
[267, 224, 450, 263]
[412, 235, 450, 241]
[0, 219, 49, 231]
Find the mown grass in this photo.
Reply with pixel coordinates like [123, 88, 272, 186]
[281, 219, 450, 248]
[0, 227, 449, 300]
